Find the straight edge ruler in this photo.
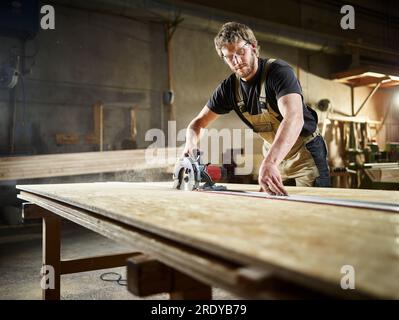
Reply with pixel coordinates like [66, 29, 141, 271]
[201, 189, 399, 213]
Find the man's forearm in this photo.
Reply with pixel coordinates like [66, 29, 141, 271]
[184, 106, 219, 153]
[264, 118, 303, 165]
[185, 120, 202, 150]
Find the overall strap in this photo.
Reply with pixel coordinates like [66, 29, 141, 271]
[232, 77, 254, 130]
[259, 58, 276, 105]
[232, 58, 277, 131]
[234, 58, 276, 111]
[234, 75, 246, 113]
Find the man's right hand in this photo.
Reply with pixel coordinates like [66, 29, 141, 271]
[182, 144, 196, 157]
[183, 106, 219, 157]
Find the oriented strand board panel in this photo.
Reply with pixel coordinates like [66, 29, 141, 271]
[17, 182, 399, 298]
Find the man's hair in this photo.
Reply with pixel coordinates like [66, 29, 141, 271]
[214, 22, 260, 58]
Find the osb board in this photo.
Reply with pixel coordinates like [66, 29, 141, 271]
[17, 182, 399, 298]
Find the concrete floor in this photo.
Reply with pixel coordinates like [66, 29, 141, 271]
[0, 223, 238, 300]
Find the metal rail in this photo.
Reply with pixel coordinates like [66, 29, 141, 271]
[203, 189, 399, 213]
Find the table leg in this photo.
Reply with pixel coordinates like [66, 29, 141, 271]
[42, 214, 61, 300]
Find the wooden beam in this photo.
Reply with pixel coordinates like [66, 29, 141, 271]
[94, 102, 104, 151]
[127, 253, 174, 296]
[85, 102, 104, 148]
[130, 107, 137, 144]
[169, 272, 212, 300]
[42, 212, 61, 300]
[22, 203, 52, 220]
[61, 253, 136, 275]
[55, 134, 79, 145]
[127, 253, 212, 299]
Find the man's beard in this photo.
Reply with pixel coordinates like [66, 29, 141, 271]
[233, 53, 256, 79]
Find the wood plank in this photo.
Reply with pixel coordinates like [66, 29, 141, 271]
[60, 253, 136, 275]
[0, 148, 180, 181]
[16, 182, 399, 299]
[327, 114, 381, 124]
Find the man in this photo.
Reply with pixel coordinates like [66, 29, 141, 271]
[183, 22, 330, 195]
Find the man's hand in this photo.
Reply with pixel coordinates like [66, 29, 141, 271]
[182, 144, 196, 157]
[258, 160, 288, 196]
[183, 106, 219, 157]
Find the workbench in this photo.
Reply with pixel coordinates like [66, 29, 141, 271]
[16, 182, 399, 299]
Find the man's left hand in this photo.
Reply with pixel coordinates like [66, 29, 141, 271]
[258, 160, 288, 196]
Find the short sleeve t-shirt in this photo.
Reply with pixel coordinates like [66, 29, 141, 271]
[207, 58, 317, 136]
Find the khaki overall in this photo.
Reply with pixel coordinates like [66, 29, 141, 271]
[234, 59, 321, 186]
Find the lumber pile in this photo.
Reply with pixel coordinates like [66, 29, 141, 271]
[0, 148, 180, 181]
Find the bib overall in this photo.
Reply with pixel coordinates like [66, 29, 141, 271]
[233, 59, 331, 187]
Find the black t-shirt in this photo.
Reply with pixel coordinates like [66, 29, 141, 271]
[207, 58, 317, 136]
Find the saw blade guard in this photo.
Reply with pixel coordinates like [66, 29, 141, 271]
[173, 155, 201, 190]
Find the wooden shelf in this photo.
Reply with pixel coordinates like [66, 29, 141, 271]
[331, 65, 399, 88]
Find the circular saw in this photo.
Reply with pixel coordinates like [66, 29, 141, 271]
[173, 149, 227, 191]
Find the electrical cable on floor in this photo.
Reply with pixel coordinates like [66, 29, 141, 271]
[100, 272, 127, 286]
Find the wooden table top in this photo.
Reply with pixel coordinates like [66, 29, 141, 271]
[16, 182, 399, 298]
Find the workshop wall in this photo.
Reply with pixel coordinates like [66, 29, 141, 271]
[183, 0, 399, 53]
[0, 4, 168, 156]
[0, 37, 19, 154]
[0, 1, 397, 170]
